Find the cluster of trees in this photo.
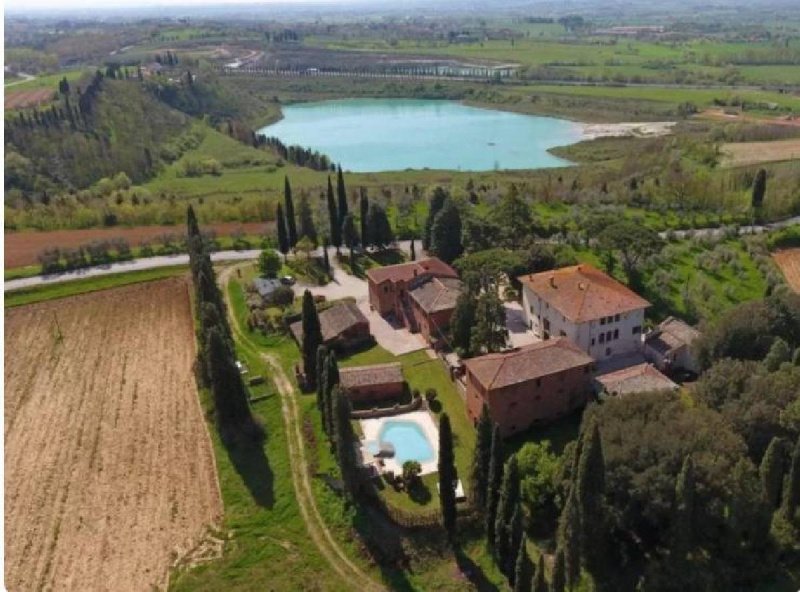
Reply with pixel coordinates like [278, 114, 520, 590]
[37, 237, 132, 274]
[259, 136, 335, 171]
[313, 340, 358, 498]
[153, 51, 179, 66]
[187, 205, 261, 444]
[422, 187, 463, 264]
[468, 406, 549, 591]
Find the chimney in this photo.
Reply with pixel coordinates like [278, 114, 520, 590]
[549, 275, 556, 288]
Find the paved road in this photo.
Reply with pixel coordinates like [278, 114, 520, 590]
[4, 250, 261, 292]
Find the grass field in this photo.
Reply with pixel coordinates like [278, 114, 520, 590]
[4, 265, 189, 308]
[721, 138, 800, 167]
[4, 278, 222, 592]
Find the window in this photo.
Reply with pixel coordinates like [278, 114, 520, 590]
[591, 338, 595, 346]
[605, 347, 612, 356]
[632, 325, 642, 335]
[559, 330, 566, 337]
[606, 331, 612, 341]
[383, 286, 389, 293]
[599, 333, 605, 344]
[614, 314, 621, 322]
[530, 305, 534, 314]
[535, 378, 542, 387]
[614, 329, 619, 340]
[600, 317, 606, 325]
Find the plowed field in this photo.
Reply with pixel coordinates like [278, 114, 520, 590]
[773, 248, 800, 293]
[4, 278, 222, 591]
[4, 88, 54, 109]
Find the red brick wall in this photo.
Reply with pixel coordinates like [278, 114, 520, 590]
[465, 364, 593, 437]
[368, 279, 395, 315]
[414, 306, 455, 345]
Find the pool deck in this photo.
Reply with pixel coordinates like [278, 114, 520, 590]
[359, 411, 440, 476]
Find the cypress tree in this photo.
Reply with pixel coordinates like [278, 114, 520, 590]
[301, 290, 322, 390]
[325, 352, 340, 437]
[469, 404, 493, 509]
[672, 454, 695, 562]
[367, 203, 394, 249]
[276, 203, 289, 262]
[506, 503, 524, 578]
[284, 176, 297, 247]
[783, 435, 800, 520]
[333, 386, 356, 497]
[336, 165, 348, 227]
[327, 176, 341, 252]
[557, 489, 581, 591]
[423, 186, 448, 250]
[752, 168, 767, 209]
[575, 421, 605, 577]
[429, 199, 463, 264]
[205, 327, 255, 440]
[486, 424, 504, 549]
[532, 555, 547, 592]
[551, 548, 566, 592]
[298, 192, 317, 246]
[359, 189, 369, 249]
[342, 213, 359, 260]
[438, 412, 458, 542]
[494, 456, 520, 569]
[410, 237, 416, 261]
[512, 534, 532, 592]
[760, 437, 787, 510]
[316, 345, 329, 413]
[323, 241, 331, 274]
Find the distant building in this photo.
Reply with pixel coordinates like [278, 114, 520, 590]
[339, 362, 405, 403]
[464, 337, 595, 437]
[644, 316, 701, 374]
[290, 301, 371, 351]
[518, 264, 650, 362]
[367, 257, 461, 346]
[594, 362, 679, 397]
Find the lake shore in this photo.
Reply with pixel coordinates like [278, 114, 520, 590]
[581, 121, 676, 139]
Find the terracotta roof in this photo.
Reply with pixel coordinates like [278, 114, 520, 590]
[409, 277, 462, 313]
[595, 363, 678, 396]
[290, 301, 368, 344]
[366, 257, 458, 285]
[645, 316, 700, 356]
[464, 337, 594, 390]
[340, 363, 404, 389]
[518, 264, 650, 323]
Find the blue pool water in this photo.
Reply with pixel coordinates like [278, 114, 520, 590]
[259, 98, 582, 172]
[378, 420, 435, 464]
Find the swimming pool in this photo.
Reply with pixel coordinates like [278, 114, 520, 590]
[376, 420, 435, 465]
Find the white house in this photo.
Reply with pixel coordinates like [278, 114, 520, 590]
[518, 264, 651, 362]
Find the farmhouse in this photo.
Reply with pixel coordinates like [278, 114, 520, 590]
[367, 257, 461, 345]
[644, 316, 701, 374]
[290, 301, 371, 351]
[595, 362, 679, 396]
[463, 338, 595, 437]
[518, 264, 650, 362]
[339, 362, 405, 402]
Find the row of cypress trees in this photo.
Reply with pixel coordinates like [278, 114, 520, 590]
[187, 205, 261, 444]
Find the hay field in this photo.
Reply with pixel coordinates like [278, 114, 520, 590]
[773, 249, 800, 294]
[4, 278, 222, 591]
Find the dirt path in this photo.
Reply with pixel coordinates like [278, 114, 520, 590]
[218, 265, 383, 592]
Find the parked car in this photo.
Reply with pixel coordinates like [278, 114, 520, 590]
[280, 275, 296, 286]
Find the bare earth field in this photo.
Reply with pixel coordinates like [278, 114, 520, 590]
[721, 138, 800, 167]
[4, 278, 222, 591]
[773, 249, 800, 293]
[4, 88, 54, 110]
[4, 221, 272, 268]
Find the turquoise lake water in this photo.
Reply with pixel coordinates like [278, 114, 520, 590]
[377, 420, 434, 464]
[259, 98, 584, 172]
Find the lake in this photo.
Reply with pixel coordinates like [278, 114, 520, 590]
[258, 98, 584, 172]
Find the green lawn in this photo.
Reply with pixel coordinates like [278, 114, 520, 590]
[4, 69, 89, 92]
[4, 265, 189, 308]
